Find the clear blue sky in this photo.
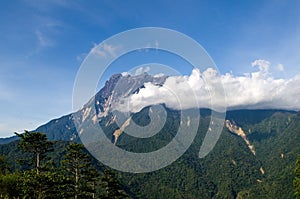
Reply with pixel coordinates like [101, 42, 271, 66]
[0, 0, 300, 137]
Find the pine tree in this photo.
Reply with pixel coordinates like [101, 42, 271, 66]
[62, 143, 99, 199]
[100, 169, 129, 199]
[15, 130, 53, 174]
[15, 131, 53, 199]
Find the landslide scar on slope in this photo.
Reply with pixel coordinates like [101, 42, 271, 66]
[225, 120, 256, 156]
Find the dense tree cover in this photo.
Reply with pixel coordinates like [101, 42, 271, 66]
[0, 156, 8, 175]
[100, 169, 130, 199]
[111, 109, 300, 198]
[0, 132, 128, 199]
[295, 155, 300, 199]
[62, 143, 100, 198]
[15, 131, 53, 175]
[0, 110, 299, 198]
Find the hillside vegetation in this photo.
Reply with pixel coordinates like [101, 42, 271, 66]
[0, 109, 299, 198]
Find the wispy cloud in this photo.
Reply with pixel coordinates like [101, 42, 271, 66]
[35, 30, 54, 47]
[91, 43, 120, 58]
[76, 53, 88, 62]
[135, 66, 150, 75]
[33, 17, 63, 49]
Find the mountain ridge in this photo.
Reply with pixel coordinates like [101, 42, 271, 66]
[1, 107, 299, 198]
[0, 72, 299, 198]
[0, 72, 298, 145]
[0, 108, 297, 145]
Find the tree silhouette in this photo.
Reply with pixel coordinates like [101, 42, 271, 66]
[15, 130, 53, 174]
[15, 131, 54, 199]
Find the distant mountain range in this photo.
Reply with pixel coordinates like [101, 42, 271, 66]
[0, 73, 299, 198]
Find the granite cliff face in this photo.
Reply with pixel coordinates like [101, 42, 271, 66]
[93, 72, 167, 117]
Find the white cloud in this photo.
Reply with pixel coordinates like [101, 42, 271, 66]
[114, 62, 300, 112]
[121, 72, 130, 76]
[135, 66, 150, 75]
[153, 73, 165, 78]
[91, 43, 119, 58]
[277, 63, 284, 71]
[251, 59, 270, 72]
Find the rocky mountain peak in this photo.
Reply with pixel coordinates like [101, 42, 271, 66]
[96, 73, 123, 99]
[93, 72, 167, 116]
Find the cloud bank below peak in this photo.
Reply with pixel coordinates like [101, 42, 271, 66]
[113, 60, 300, 113]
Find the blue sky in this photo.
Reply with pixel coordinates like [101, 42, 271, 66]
[0, 0, 300, 137]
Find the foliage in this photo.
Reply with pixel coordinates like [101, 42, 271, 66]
[0, 109, 299, 198]
[295, 155, 300, 199]
[15, 130, 53, 174]
[0, 156, 9, 175]
[112, 109, 300, 198]
[100, 169, 130, 199]
[0, 172, 21, 198]
[0, 133, 120, 198]
[61, 143, 99, 198]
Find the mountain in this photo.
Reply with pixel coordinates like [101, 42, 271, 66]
[0, 72, 167, 144]
[0, 73, 299, 198]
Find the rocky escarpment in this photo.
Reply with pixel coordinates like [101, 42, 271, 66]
[225, 120, 256, 156]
